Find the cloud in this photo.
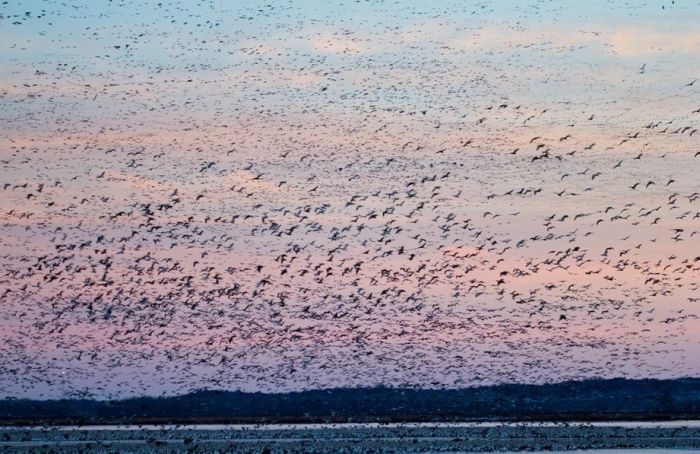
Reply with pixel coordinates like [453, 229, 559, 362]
[611, 27, 700, 57]
[310, 35, 367, 54]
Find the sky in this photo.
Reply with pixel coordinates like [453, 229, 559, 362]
[1, 0, 699, 399]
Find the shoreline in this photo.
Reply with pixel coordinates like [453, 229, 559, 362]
[4, 420, 700, 430]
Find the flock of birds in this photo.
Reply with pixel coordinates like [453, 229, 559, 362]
[0, 0, 699, 399]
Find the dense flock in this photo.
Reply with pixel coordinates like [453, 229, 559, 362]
[1, 0, 698, 398]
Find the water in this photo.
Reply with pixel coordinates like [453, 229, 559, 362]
[5, 420, 700, 431]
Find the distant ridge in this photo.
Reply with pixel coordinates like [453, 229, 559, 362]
[1, 378, 699, 425]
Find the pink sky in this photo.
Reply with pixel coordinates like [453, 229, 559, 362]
[1, 0, 699, 399]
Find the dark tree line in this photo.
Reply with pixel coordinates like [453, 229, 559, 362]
[1, 378, 699, 425]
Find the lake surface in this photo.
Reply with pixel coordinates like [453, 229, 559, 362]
[3, 421, 700, 452]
